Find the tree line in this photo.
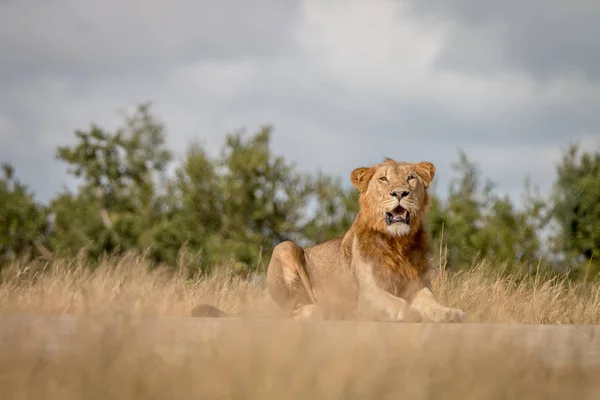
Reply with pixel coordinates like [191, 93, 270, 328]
[1, 103, 599, 279]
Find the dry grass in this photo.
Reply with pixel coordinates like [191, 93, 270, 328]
[0, 252, 272, 318]
[1, 253, 600, 399]
[1, 253, 599, 324]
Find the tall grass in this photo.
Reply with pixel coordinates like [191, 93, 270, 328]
[1, 253, 600, 399]
[1, 252, 599, 324]
[0, 252, 271, 317]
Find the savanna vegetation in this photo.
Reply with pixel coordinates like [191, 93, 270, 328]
[2, 103, 600, 399]
[2, 103, 599, 280]
[1, 254, 600, 399]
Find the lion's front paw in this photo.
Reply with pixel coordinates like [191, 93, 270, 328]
[391, 306, 422, 323]
[292, 304, 324, 320]
[405, 306, 423, 323]
[424, 306, 466, 323]
[445, 307, 466, 323]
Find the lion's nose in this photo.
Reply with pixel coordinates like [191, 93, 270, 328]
[390, 190, 409, 199]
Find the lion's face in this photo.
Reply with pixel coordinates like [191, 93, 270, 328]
[350, 158, 435, 237]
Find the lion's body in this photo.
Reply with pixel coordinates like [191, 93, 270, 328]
[266, 158, 465, 323]
[193, 158, 465, 323]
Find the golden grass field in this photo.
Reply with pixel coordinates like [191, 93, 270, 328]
[1, 253, 600, 399]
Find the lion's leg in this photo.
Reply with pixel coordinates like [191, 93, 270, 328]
[353, 257, 421, 322]
[358, 288, 422, 322]
[292, 304, 323, 320]
[266, 241, 321, 318]
[409, 285, 465, 323]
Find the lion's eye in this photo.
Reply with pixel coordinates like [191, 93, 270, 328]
[407, 175, 415, 182]
[378, 176, 388, 183]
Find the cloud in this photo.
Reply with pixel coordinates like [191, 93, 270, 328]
[294, 0, 600, 141]
[410, 0, 600, 80]
[0, 0, 298, 77]
[0, 0, 598, 206]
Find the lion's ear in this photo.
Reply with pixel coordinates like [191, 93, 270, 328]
[350, 167, 375, 192]
[414, 162, 436, 188]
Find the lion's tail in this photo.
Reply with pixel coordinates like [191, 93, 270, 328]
[191, 304, 234, 318]
[192, 256, 317, 318]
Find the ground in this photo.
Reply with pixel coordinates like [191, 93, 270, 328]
[1, 254, 599, 399]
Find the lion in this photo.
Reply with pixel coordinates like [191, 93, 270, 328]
[193, 158, 465, 323]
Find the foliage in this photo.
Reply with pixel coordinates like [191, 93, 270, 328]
[427, 150, 542, 274]
[300, 173, 359, 246]
[0, 164, 49, 261]
[2, 103, 599, 280]
[549, 144, 600, 278]
[50, 103, 172, 259]
[143, 127, 357, 274]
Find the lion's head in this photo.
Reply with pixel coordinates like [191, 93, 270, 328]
[350, 158, 435, 237]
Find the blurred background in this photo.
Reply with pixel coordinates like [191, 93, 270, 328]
[1, 0, 599, 278]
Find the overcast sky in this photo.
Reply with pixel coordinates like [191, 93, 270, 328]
[1, 0, 599, 205]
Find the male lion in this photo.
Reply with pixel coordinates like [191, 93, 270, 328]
[193, 158, 465, 323]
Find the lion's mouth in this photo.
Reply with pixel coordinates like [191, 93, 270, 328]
[386, 205, 410, 226]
